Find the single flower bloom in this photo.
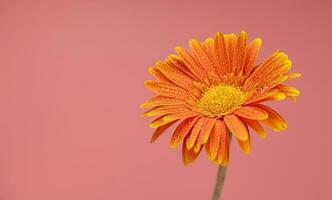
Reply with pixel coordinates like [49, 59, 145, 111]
[141, 31, 300, 166]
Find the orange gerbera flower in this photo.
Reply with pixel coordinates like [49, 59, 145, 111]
[141, 31, 300, 166]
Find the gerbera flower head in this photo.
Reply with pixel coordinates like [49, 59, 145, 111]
[141, 31, 300, 166]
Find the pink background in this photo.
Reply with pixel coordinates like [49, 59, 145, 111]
[0, 0, 331, 199]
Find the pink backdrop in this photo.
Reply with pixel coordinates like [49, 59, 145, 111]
[0, 0, 331, 199]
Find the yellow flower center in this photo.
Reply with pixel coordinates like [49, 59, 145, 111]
[196, 85, 249, 117]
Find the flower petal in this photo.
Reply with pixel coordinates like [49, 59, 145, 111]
[149, 116, 171, 128]
[150, 120, 178, 143]
[224, 114, 249, 141]
[205, 119, 226, 160]
[237, 134, 251, 154]
[182, 137, 202, 166]
[193, 139, 202, 153]
[286, 73, 301, 81]
[189, 39, 215, 73]
[246, 89, 286, 104]
[140, 96, 184, 108]
[275, 85, 300, 97]
[203, 37, 219, 73]
[265, 75, 289, 90]
[170, 117, 199, 148]
[143, 106, 189, 117]
[214, 32, 230, 76]
[216, 125, 230, 165]
[197, 117, 217, 145]
[148, 67, 173, 84]
[144, 80, 189, 100]
[241, 118, 267, 138]
[224, 33, 237, 71]
[156, 61, 194, 91]
[149, 111, 197, 128]
[262, 92, 287, 102]
[221, 151, 229, 166]
[166, 55, 199, 81]
[244, 51, 291, 91]
[233, 31, 247, 75]
[162, 112, 198, 123]
[186, 117, 207, 149]
[234, 105, 268, 120]
[255, 104, 288, 131]
[175, 46, 206, 81]
[243, 38, 262, 76]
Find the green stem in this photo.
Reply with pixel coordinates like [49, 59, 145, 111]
[211, 165, 228, 200]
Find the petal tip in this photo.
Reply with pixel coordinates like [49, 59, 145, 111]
[237, 134, 249, 141]
[215, 32, 222, 37]
[140, 103, 147, 109]
[144, 80, 152, 88]
[295, 73, 302, 78]
[256, 38, 262, 44]
[149, 123, 157, 128]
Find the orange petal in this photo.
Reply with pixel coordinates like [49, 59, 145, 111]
[233, 31, 247, 75]
[264, 74, 289, 90]
[197, 117, 217, 145]
[189, 39, 215, 73]
[275, 85, 300, 97]
[224, 114, 249, 141]
[241, 118, 267, 138]
[246, 89, 286, 104]
[224, 33, 237, 71]
[216, 123, 230, 165]
[205, 119, 226, 160]
[162, 112, 198, 123]
[243, 38, 262, 77]
[221, 151, 229, 166]
[246, 89, 278, 104]
[203, 37, 219, 73]
[214, 32, 230, 76]
[186, 117, 207, 149]
[255, 104, 288, 131]
[256, 91, 287, 103]
[144, 80, 189, 100]
[286, 73, 301, 81]
[207, 70, 222, 85]
[237, 133, 251, 154]
[175, 47, 206, 81]
[244, 51, 291, 91]
[149, 112, 196, 128]
[170, 117, 199, 148]
[143, 106, 189, 117]
[140, 96, 184, 108]
[193, 139, 202, 153]
[149, 116, 172, 128]
[156, 61, 194, 91]
[148, 67, 173, 84]
[182, 137, 202, 166]
[234, 105, 268, 120]
[166, 55, 199, 81]
[150, 120, 178, 143]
